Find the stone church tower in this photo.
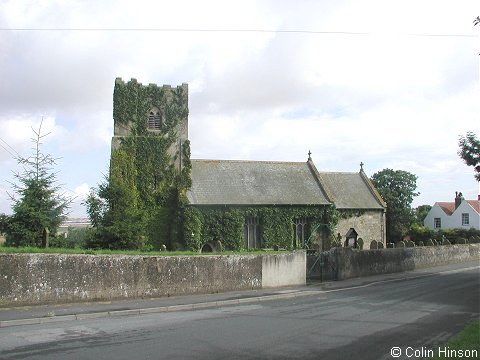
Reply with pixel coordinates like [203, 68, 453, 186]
[108, 78, 191, 250]
[111, 77, 189, 169]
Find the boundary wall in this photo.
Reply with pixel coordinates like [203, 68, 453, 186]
[307, 244, 480, 281]
[0, 251, 305, 306]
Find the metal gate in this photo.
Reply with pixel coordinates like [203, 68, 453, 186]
[307, 250, 337, 282]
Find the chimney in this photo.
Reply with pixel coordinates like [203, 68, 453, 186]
[455, 191, 464, 209]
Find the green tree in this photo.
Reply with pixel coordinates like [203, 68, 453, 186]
[84, 148, 146, 250]
[414, 204, 432, 226]
[5, 121, 71, 247]
[371, 169, 419, 243]
[458, 131, 480, 181]
[408, 223, 434, 245]
[64, 227, 90, 248]
[0, 213, 10, 235]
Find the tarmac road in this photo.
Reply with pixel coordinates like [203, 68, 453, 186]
[0, 261, 478, 360]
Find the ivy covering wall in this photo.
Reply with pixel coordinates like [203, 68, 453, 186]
[182, 205, 340, 251]
[86, 79, 191, 250]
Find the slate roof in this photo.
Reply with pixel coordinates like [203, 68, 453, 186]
[317, 172, 386, 209]
[187, 160, 330, 205]
[187, 159, 386, 210]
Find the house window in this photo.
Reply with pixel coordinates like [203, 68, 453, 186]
[294, 218, 309, 248]
[434, 218, 441, 229]
[244, 217, 261, 249]
[462, 213, 469, 226]
[147, 108, 162, 130]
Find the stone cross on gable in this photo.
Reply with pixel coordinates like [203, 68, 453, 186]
[360, 162, 364, 171]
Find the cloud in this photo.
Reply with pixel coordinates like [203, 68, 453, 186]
[64, 182, 91, 217]
[0, 115, 64, 160]
[1, 0, 479, 217]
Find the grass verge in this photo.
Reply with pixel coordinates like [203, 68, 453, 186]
[428, 320, 479, 359]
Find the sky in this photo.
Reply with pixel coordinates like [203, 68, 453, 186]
[0, 0, 479, 218]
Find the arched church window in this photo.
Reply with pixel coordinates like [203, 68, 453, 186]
[294, 218, 309, 248]
[148, 108, 162, 131]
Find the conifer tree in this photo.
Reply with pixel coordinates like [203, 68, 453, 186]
[5, 120, 71, 247]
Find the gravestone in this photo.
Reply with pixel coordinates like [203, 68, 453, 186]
[356, 238, 364, 250]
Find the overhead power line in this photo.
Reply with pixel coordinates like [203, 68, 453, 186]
[0, 27, 477, 37]
[0, 137, 20, 159]
[0, 142, 16, 159]
[0, 140, 14, 153]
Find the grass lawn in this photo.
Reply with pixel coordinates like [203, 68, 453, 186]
[428, 320, 479, 359]
[0, 245, 285, 256]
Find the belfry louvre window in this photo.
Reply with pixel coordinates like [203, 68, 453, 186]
[148, 109, 162, 130]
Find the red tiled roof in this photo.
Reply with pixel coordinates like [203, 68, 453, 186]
[467, 200, 480, 214]
[436, 202, 455, 215]
[435, 200, 480, 215]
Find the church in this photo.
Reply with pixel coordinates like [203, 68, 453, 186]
[111, 78, 386, 251]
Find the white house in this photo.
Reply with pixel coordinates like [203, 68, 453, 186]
[424, 192, 480, 231]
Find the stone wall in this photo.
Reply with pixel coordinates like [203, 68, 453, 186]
[262, 251, 306, 288]
[336, 210, 385, 249]
[307, 244, 479, 281]
[0, 251, 305, 307]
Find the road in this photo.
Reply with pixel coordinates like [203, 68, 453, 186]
[0, 264, 478, 360]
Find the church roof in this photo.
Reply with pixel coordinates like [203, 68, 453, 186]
[318, 171, 386, 209]
[187, 159, 330, 206]
[187, 159, 386, 210]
